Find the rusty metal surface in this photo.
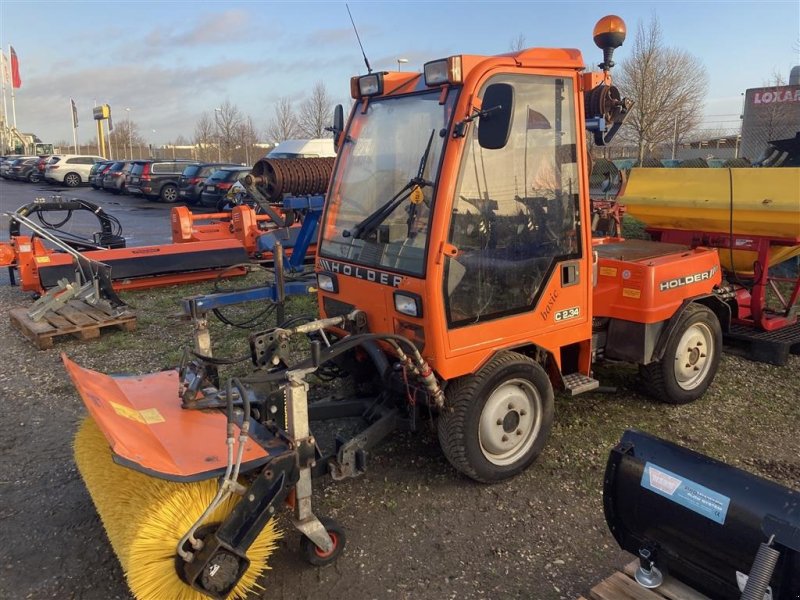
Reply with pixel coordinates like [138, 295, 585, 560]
[250, 157, 335, 202]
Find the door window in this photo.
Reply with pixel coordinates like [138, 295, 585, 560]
[445, 74, 581, 327]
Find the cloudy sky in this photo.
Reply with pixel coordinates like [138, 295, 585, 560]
[1, 1, 797, 146]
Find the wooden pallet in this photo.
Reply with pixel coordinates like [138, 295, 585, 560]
[10, 300, 136, 350]
[579, 560, 711, 600]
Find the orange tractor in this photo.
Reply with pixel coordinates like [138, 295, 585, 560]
[67, 16, 734, 600]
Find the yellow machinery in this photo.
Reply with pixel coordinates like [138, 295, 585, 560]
[621, 166, 800, 334]
[622, 167, 800, 275]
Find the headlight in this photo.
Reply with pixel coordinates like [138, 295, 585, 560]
[317, 273, 338, 293]
[358, 73, 383, 97]
[394, 291, 422, 317]
[423, 56, 462, 86]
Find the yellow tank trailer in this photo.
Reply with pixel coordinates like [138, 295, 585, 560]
[622, 167, 800, 275]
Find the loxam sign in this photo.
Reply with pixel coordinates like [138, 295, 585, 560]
[752, 88, 800, 105]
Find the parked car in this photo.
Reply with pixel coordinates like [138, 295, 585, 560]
[199, 166, 253, 209]
[44, 154, 105, 187]
[101, 161, 133, 194]
[126, 159, 198, 202]
[267, 138, 336, 158]
[178, 162, 241, 205]
[0, 155, 29, 178]
[33, 155, 54, 181]
[11, 157, 42, 182]
[89, 160, 113, 189]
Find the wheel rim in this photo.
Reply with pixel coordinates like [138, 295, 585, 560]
[66, 174, 79, 186]
[478, 378, 542, 466]
[163, 187, 177, 202]
[673, 322, 714, 390]
[314, 532, 338, 558]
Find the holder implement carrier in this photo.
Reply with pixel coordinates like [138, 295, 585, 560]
[67, 17, 735, 600]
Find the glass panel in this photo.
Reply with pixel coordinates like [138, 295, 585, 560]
[446, 74, 580, 327]
[320, 90, 457, 277]
[182, 165, 202, 177]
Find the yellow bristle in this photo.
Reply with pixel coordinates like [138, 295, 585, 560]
[74, 417, 281, 600]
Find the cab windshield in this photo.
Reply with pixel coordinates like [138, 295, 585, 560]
[320, 89, 457, 276]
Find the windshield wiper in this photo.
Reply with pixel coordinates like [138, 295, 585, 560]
[344, 128, 436, 241]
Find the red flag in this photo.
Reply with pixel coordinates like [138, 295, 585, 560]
[10, 46, 21, 88]
[526, 107, 550, 130]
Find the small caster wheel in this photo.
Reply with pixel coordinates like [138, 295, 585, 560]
[300, 517, 346, 566]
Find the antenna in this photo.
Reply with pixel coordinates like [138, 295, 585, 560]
[346, 3, 372, 73]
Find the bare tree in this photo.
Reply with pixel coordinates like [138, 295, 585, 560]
[214, 100, 245, 162]
[194, 112, 217, 162]
[235, 116, 259, 165]
[758, 69, 795, 142]
[615, 17, 709, 161]
[509, 33, 526, 52]
[266, 97, 300, 143]
[299, 81, 333, 139]
[109, 119, 146, 159]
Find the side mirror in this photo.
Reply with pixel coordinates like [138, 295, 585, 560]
[477, 83, 514, 150]
[332, 104, 344, 153]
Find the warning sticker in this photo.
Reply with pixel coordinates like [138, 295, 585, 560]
[34, 256, 51, 264]
[110, 401, 165, 424]
[622, 288, 641, 299]
[599, 266, 617, 277]
[641, 462, 730, 525]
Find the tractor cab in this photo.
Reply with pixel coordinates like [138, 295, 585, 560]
[317, 17, 631, 384]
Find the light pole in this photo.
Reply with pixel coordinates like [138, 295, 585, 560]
[125, 107, 132, 159]
[396, 58, 408, 71]
[214, 107, 222, 161]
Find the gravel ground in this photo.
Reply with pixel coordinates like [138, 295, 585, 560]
[0, 178, 798, 599]
[0, 278, 797, 600]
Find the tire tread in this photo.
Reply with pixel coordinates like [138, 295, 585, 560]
[438, 351, 548, 483]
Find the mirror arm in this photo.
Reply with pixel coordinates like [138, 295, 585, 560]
[452, 105, 502, 138]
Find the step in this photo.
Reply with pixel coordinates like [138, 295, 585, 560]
[563, 372, 600, 396]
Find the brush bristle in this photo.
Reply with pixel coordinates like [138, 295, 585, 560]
[74, 417, 280, 600]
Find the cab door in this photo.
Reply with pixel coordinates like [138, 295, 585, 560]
[441, 72, 591, 374]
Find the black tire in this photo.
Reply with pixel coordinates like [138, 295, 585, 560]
[160, 184, 178, 203]
[437, 351, 554, 483]
[639, 303, 721, 404]
[300, 517, 346, 566]
[64, 172, 81, 187]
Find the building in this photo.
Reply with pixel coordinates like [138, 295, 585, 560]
[740, 83, 800, 161]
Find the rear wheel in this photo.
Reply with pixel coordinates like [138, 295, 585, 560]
[300, 517, 346, 566]
[160, 184, 178, 203]
[64, 172, 81, 187]
[437, 351, 554, 483]
[28, 172, 40, 183]
[640, 303, 721, 404]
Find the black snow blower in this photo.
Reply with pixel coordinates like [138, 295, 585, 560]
[604, 430, 800, 600]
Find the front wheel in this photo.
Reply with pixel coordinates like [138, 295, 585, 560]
[640, 303, 722, 404]
[437, 351, 554, 483]
[64, 172, 81, 187]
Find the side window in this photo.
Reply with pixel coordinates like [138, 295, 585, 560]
[445, 74, 581, 327]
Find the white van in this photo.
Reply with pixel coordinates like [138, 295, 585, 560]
[267, 138, 335, 159]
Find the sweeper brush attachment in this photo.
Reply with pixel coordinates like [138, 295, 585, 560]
[73, 418, 281, 600]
